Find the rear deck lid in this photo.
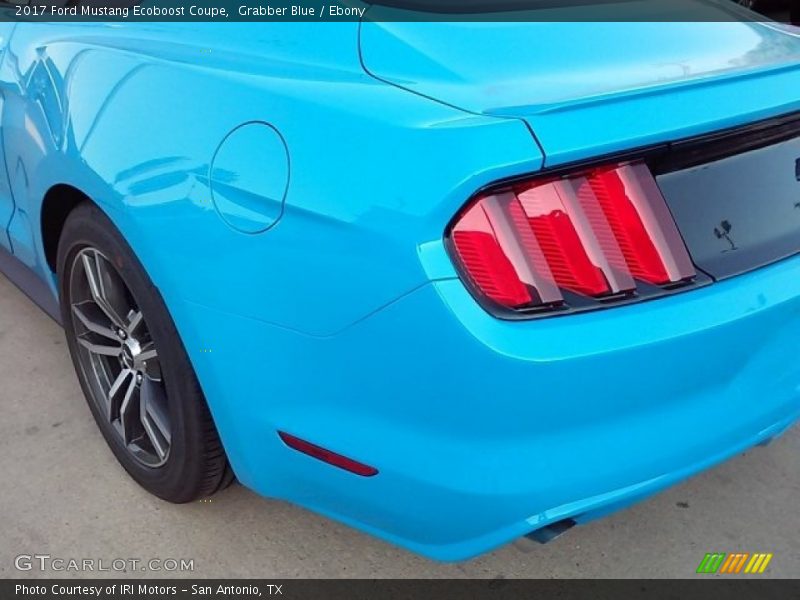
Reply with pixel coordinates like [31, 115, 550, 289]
[360, 2, 800, 165]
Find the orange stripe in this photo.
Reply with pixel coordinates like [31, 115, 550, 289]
[734, 553, 749, 573]
[720, 554, 737, 574]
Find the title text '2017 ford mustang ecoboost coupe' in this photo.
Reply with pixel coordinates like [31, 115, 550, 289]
[1, 1, 799, 560]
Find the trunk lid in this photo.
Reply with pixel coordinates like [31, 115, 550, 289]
[360, 9, 800, 165]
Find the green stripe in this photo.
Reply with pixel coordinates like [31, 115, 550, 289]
[709, 553, 726, 574]
[696, 554, 713, 574]
[697, 553, 726, 574]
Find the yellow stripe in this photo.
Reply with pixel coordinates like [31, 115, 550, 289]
[734, 553, 749, 573]
[744, 554, 760, 573]
[749, 554, 766, 573]
[758, 554, 773, 574]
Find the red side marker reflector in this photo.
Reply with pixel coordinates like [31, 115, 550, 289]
[278, 431, 378, 477]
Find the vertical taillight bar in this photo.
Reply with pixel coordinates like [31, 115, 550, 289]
[615, 163, 696, 283]
[482, 194, 564, 305]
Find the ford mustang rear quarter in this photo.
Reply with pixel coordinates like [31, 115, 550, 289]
[0, 5, 799, 561]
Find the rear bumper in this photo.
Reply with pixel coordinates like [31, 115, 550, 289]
[174, 250, 800, 561]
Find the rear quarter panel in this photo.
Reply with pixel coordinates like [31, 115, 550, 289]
[0, 22, 542, 335]
[0, 23, 543, 486]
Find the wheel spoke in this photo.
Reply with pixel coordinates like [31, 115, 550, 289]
[138, 342, 158, 364]
[126, 310, 144, 336]
[118, 374, 139, 446]
[144, 360, 163, 383]
[108, 368, 133, 421]
[72, 302, 118, 340]
[140, 377, 171, 459]
[81, 252, 128, 329]
[77, 335, 121, 357]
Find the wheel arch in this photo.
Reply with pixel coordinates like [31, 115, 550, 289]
[40, 183, 95, 274]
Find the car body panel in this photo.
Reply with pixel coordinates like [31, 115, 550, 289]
[0, 18, 798, 561]
[0, 21, 17, 252]
[361, 17, 800, 164]
[174, 250, 800, 560]
[360, 17, 800, 116]
[0, 22, 541, 336]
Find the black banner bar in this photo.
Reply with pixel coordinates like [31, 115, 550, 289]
[4, 580, 800, 600]
[0, 0, 796, 23]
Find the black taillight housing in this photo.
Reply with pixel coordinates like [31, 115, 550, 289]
[447, 161, 700, 318]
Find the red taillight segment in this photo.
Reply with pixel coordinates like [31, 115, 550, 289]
[450, 162, 695, 314]
[584, 168, 670, 284]
[517, 181, 612, 297]
[278, 431, 378, 477]
[452, 202, 532, 308]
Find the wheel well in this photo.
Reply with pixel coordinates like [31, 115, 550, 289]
[41, 184, 92, 273]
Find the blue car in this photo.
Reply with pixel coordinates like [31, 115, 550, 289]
[1, 5, 800, 561]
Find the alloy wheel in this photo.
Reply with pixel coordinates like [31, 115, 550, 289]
[68, 248, 171, 467]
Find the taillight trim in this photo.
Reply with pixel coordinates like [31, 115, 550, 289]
[445, 159, 710, 321]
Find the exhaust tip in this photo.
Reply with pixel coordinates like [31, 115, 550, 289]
[524, 518, 577, 545]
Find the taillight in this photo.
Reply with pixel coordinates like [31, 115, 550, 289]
[449, 162, 696, 317]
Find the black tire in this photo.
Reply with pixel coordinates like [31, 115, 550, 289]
[57, 201, 233, 502]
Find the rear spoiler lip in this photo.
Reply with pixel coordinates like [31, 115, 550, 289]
[650, 109, 800, 174]
[467, 108, 800, 200]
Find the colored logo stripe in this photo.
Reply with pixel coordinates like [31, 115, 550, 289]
[697, 553, 726, 574]
[744, 553, 773, 574]
[719, 553, 749, 574]
[696, 553, 773, 574]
